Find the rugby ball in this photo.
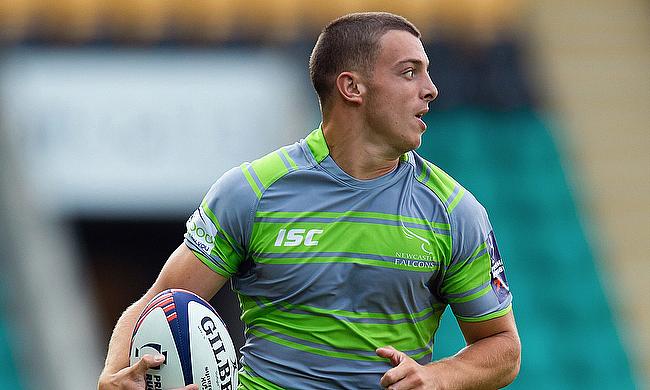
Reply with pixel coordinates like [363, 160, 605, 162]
[129, 289, 238, 390]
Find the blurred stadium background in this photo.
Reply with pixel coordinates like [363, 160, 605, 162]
[0, 1, 648, 389]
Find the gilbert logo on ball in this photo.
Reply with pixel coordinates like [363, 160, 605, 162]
[130, 289, 238, 390]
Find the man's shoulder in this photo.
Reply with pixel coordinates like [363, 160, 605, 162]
[409, 154, 492, 265]
[410, 152, 466, 214]
[410, 152, 488, 228]
[239, 140, 315, 199]
[199, 140, 312, 234]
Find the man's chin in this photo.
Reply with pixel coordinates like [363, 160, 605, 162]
[398, 138, 421, 155]
[410, 135, 423, 151]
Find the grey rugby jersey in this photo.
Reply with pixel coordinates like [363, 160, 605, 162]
[184, 127, 512, 389]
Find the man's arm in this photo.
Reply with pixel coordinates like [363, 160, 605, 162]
[97, 243, 228, 390]
[377, 310, 520, 389]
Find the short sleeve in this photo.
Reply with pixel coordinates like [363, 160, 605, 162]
[440, 190, 512, 322]
[184, 166, 258, 278]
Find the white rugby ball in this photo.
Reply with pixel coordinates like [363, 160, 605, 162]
[130, 289, 238, 390]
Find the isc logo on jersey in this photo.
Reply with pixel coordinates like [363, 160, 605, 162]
[274, 228, 323, 247]
[186, 209, 219, 254]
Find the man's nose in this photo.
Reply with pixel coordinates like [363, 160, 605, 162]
[422, 74, 438, 102]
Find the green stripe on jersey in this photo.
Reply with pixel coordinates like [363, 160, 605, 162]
[446, 284, 492, 304]
[248, 328, 434, 362]
[250, 220, 451, 262]
[241, 163, 263, 199]
[252, 254, 438, 272]
[442, 252, 491, 296]
[447, 242, 486, 275]
[447, 187, 466, 214]
[251, 150, 290, 189]
[248, 328, 388, 362]
[280, 147, 298, 169]
[418, 161, 461, 211]
[240, 149, 293, 199]
[201, 200, 240, 251]
[305, 127, 330, 163]
[240, 295, 439, 355]
[239, 366, 286, 390]
[416, 160, 428, 182]
[273, 299, 442, 321]
[256, 210, 450, 230]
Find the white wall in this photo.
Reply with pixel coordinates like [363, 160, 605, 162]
[0, 48, 317, 217]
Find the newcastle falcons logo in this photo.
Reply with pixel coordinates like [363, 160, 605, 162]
[401, 224, 434, 255]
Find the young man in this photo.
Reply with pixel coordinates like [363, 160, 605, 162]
[99, 12, 520, 390]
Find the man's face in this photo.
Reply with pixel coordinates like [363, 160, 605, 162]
[362, 30, 438, 156]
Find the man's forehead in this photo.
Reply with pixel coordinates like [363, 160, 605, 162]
[377, 30, 429, 66]
[394, 58, 430, 68]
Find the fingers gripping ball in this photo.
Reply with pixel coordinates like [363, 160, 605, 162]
[130, 289, 238, 390]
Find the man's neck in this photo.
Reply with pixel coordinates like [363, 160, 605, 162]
[321, 120, 401, 180]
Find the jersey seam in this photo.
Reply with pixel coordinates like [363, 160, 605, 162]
[300, 137, 326, 167]
[411, 155, 455, 303]
[258, 163, 321, 197]
[246, 160, 321, 251]
[244, 141, 320, 249]
[411, 162, 455, 266]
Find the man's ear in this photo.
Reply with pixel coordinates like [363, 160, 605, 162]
[335, 71, 367, 105]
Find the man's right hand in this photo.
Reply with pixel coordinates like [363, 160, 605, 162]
[98, 244, 224, 390]
[97, 354, 198, 390]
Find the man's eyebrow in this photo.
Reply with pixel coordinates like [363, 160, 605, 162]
[394, 59, 430, 69]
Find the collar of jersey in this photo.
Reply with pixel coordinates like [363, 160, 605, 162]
[304, 125, 415, 189]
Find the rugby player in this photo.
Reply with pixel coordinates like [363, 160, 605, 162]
[99, 12, 520, 390]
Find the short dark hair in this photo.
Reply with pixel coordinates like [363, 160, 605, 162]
[309, 12, 421, 109]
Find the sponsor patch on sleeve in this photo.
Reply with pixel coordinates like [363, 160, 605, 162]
[487, 230, 510, 303]
[185, 208, 219, 256]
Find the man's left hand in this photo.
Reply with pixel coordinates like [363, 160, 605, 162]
[376, 346, 441, 390]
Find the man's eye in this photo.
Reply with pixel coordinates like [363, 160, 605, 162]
[404, 69, 415, 78]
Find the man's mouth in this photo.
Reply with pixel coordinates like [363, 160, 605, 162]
[415, 108, 429, 119]
[415, 112, 427, 131]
